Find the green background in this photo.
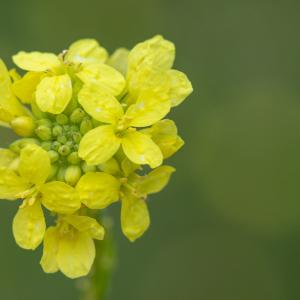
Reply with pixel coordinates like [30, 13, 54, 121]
[1, 0, 300, 299]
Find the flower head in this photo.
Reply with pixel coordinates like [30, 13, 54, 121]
[0, 35, 192, 278]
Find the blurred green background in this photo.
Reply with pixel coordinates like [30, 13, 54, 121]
[1, 0, 300, 299]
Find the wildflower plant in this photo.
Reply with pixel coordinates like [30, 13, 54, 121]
[0, 35, 192, 285]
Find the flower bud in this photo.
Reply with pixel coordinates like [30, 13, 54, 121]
[80, 117, 93, 135]
[58, 145, 71, 156]
[57, 166, 66, 182]
[11, 116, 35, 137]
[48, 150, 59, 162]
[52, 125, 63, 137]
[72, 132, 82, 143]
[81, 161, 96, 173]
[56, 114, 69, 125]
[70, 108, 86, 124]
[47, 164, 58, 181]
[57, 135, 67, 144]
[67, 151, 80, 164]
[35, 125, 52, 141]
[52, 141, 62, 151]
[41, 141, 52, 151]
[65, 165, 82, 186]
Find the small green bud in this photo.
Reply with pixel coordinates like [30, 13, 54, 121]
[37, 118, 52, 127]
[67, 151, 80, 164]
[72, 132, 82, 143]
[47, 164, 58, 181]
[10, 116, 35, 137]
[57, 135, 67, 144]
[35, 125, 52, 141]
[70, 108, 86, 124]
[81, 161, 96, 173]
[41, 141, 52, 151]
[10, 138, 40, 153]
[52, 125, 63, 137]
[56, 114, 69, 125]
[48, 150, 59, 162]
[52, 141, 62, 151]
[65, 165, 82, 186]
[58, 145, 71, 156]
[57, 166, 66, 182]
[70, 125, 79, 132]
[80, 117, 93, 135]
[63, 124, 70, 132]
[92, 119, 102, 127]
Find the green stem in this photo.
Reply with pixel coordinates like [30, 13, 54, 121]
[79, 217, 117, 300]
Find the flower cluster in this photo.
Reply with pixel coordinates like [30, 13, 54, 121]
[0, 36, 193, 278]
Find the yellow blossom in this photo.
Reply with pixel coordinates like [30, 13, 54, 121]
[40, 215, 104, 278]
[12, 39, 124, 114]
[0, 144, 80, 249]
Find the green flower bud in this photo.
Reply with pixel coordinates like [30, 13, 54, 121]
[81, 161, 96, 173]
[70, 125, 79, 132]
[67, 151, 80, 164]
[10, 116, 35, 137]
[65, 165, 82, 186]
[52, 141, 62, 151]
[48, 150, 59, 162]
[35, 125, 52, 141]
[56, 114, 69, 125]
[41, 141, 52, 151]
[57, 135, 67, 144]
[58, 145, 71, 156]
[80, 117, 93, 135]
[70, 108, 86, 124]
[72, 132, 82, 143]
[57, 166, 66, 182]
[37, 118, 52, 127]
[52, 125, 63, 137]
[10, 138, 40, 153]
[47, 164, 58, 181]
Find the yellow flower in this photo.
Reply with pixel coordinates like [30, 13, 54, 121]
[12, 39, 125, 114]
[120, 165, 175, 241]
[40, 215, 105, 278]
[0, 144, 80, 249]
[116, 35, 193, 107]
[0, 59, 28, 127]
[76, 161, 175, 242]
[78, 83, 167, 168]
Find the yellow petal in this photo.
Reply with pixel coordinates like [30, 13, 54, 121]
[12, 51, 61, 72]
[125, 90, 170, 127]
[139, 165, 175, 195]
[79, 125, 121, 165]
[0, 148, 17, 168]
[121, 157, 140, 177]
[36, 74, 72, 114]
[76, 172, 120, 209]
[121, 190, 150, 242]
[0, 59, 27, 118]
[128, 35, 175, 75]
[107, 48, 129, 76]
[0, 168, 30, 200]
[122, 131, 163, 168]
[40, 181, 80, 214]
[0, 107, 13, 124]
[77, 63, 125, 96]
[12, 200, 46, 250]
[64, 215, 105, 240]
[18, 144, 51, 186]
[167, 70, 193, 107]
[66, 39, 108, 65]
[57, 230, 95, 279]
[40, 226, 59, 273]
[142, 119, 184, 158]
[12, 71, 44, 104]
[78, 83, 123, 124]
